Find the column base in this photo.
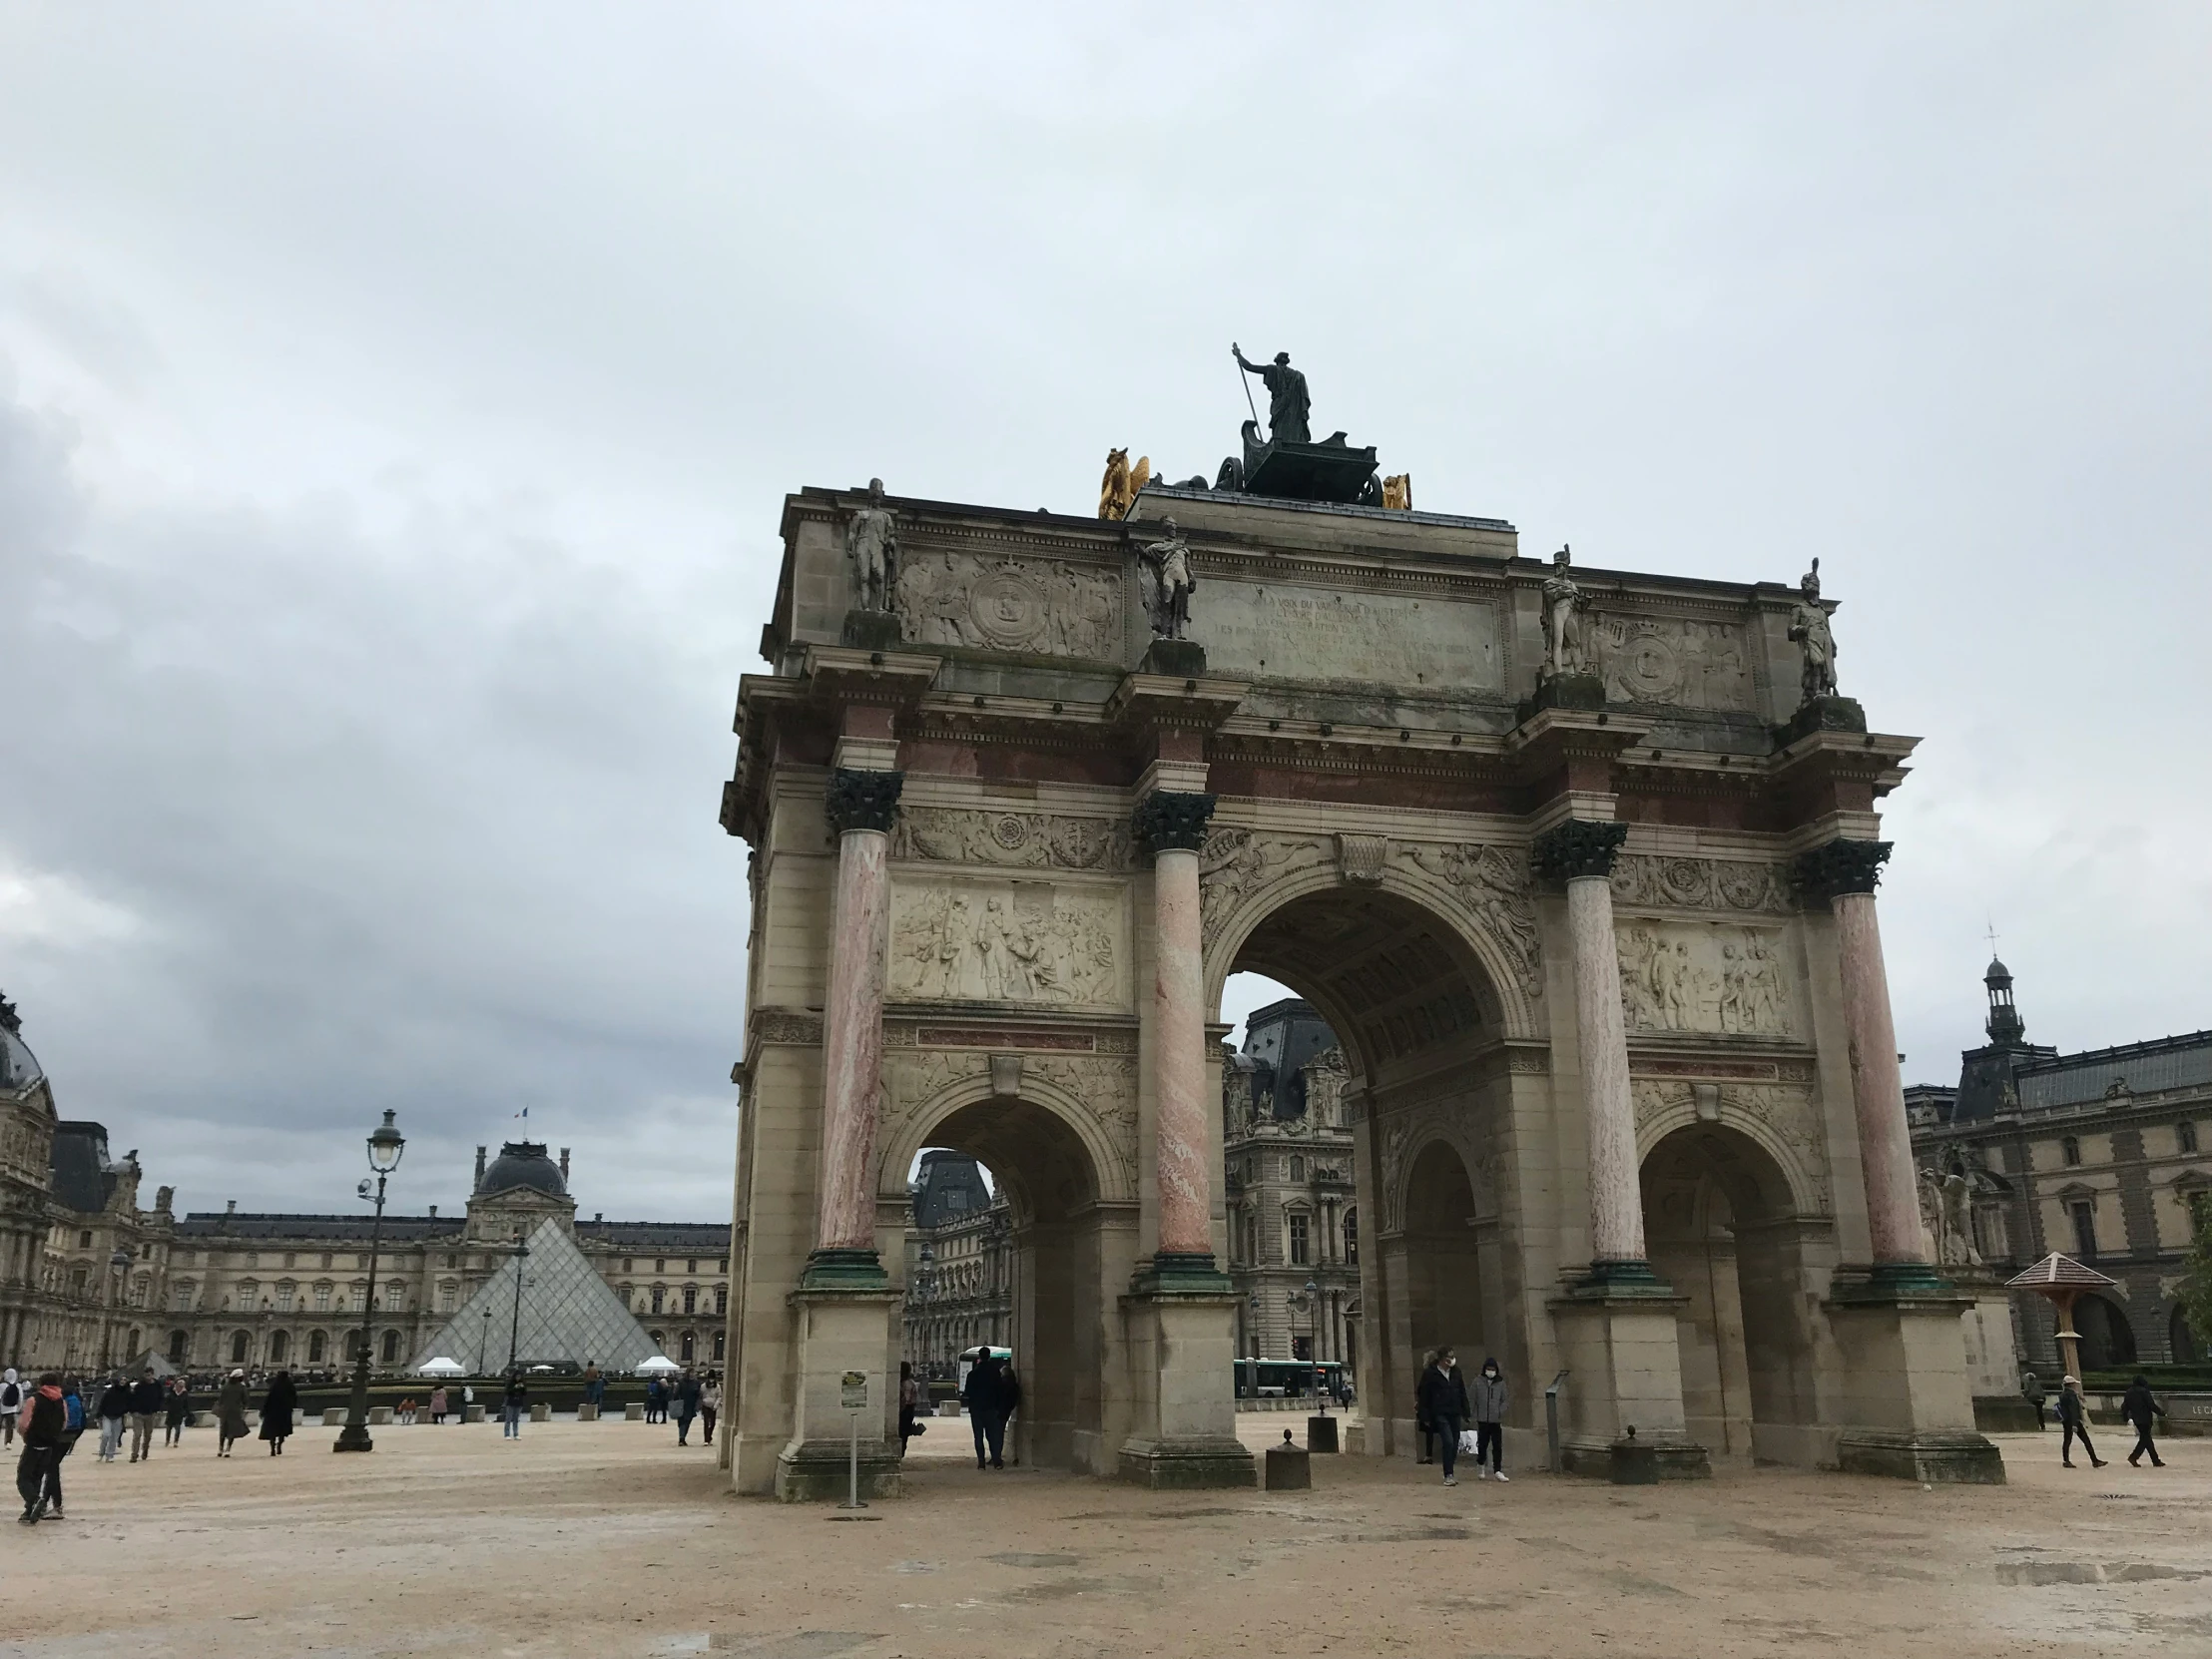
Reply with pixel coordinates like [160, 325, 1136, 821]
[1569, 1258, 1674, 1296]
[800, 1247, 890, 1291]
[775, 1437, 904, 1502]
[1128, 1251, 1232, 1295]
[1836, 1428, 2005, 1485]
[1119, 1436, 1259, 1490]
[1548, 1281, 1699, 1459]
[1559, 1433, 1712, 1482]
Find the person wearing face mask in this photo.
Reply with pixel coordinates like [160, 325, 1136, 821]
[1414, 1347, 1470, 1486]
[1469, 1357, 1509, 1481]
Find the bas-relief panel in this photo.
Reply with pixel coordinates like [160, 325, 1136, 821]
[888, 876, 1128, 1010]
[1616, 920, 1792, 1037]
[896, 550, 1122, 659]
[891, 808, 1133, 871]
[1585, 613, 1752, 711]
[1190, 580, 1501, 689]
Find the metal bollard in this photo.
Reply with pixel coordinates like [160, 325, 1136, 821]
[1545, 1370, 1569, 1473]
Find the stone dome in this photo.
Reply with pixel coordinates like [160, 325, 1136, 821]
[476, 1141, 567, 1198]
[0, 1024, 42, 1093]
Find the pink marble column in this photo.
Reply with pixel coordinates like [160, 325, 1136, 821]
[1153, 843, 1213, 1257]
[808, 770, 902, 1280]
[1135, 790, 1219, 1268]
[1833, 889, 1926, 1266]
[1566, 872, 1646, 1265]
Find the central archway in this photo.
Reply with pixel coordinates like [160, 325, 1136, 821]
[882, 1088, 1124, 1476]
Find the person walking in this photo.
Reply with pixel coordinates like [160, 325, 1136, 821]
[673, 1370, 702, 1445]
[1413, 1349, 1436, 1465]
[0, 1369, 20, 1450]
[162, 1377, 191, 1447]
[2122, 1374, 2167, 1468]
[216, 1369, 250, 1457]
[259, 1370, 297, 1455]
[962, 1354, 1006, 1470]
[501, 1371, 527, 1438]
[996, 1362, 1021, 1467]
[583, 1362, 604, 1410]
[1469, 1357, 1510, 1482]
[897, 1362, 922, 1454]
[2021, 1370, 2047, 1432]
[95, 1373, 130, 1462]
[128, 1368, 164, 1462]
[16, 1374, 69, 1524]
[1415, 1348, 1469, 1486]
[700, 1373, 721, 1445]
[427, 1384, 448, 1425]
[2056, 1375, 2106, 1469]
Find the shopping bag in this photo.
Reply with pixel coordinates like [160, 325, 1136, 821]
[1457, 1428, 1479, 1455]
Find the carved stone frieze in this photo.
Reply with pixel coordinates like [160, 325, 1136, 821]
[1393, 841, 1543, 1003]
[1610, 853, 1794, 914]
[748, 1010, 825, 1046]
[1586, 612, 1753, 711]
[888, 876, 1127, 1009]
[891, 808, 1134, 871]
[1198, 830, 1330, 950]
[1617, 920, 1792, 1038]
[895, 550, 1122, 659]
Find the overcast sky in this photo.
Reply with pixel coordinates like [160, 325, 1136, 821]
[3, 5, 2206, 1223]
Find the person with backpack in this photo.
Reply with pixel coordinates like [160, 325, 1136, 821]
[1414, 1348, 1469, 1486]
[2121, 1374, 2167, 1468]
[1469, 1357, 1510, 1482]
[16, 1374, 69, 1525]
[96, 1373, 131, 1462]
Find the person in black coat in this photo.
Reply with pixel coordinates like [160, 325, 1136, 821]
[962, 1355, 1012, 1470]
[2121, 1375, 2167, 1468]
[259, 1371, 297, 1455]
[2054, 1376, 2105, 1469]
[1414, 1348, 1471, 1485]
[128, 1370, 165, 1463]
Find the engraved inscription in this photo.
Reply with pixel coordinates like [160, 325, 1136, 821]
[1191, 582, 1500, 689]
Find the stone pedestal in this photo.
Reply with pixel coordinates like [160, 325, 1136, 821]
[838, 608, 904, 652]
[624, 1400, 644, 1421]
[1549, 1291, 1712, 1479]
[775, 1288, 903, 1502]
[1777, 694, 1868, 744]
[1265, 1432, 1311, 1490]
[464, 1404, 486, 1423]
[321, 1407, 344, 1426]
[1307, 1414, 1339, 1453]
[1523, 671, 1606, 715]
[368, 1406, 392, 1425]
[576, 1401, 599, 1422]
[530, 1401, 551, 1423]
[1828, 1281, 2005, 1483]
[1116, 1289, 1256, 1490]
[1139, 638, 1207, 678]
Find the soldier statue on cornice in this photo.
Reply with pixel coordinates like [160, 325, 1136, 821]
[844, 478, 899, 614]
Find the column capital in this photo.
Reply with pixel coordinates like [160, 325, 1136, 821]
[1793, 837, 1892, 902]
[826, 768, 904, 835]
[1132, 790, 1217, 856]
[1531, 818, 1629, 882]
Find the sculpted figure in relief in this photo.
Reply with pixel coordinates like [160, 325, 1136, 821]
[1395, 841, 1542, 998]
[1617, 925, 1788, 1035]
[893, 885, 1119, 1007]
[845, 478, 899, 613]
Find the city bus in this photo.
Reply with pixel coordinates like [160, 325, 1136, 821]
[1234, 1358, 1352, 1403]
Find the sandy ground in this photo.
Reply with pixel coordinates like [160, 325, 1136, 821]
[3, 1415, 2208, 1658]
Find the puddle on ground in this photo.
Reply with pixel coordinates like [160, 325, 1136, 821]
[984, 1551, 1080, 1567]
[655, 1633, 881, 1656]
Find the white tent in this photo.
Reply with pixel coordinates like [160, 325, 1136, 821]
[635, 1355, 681, 1374]
[416, 1357, 465, 1377]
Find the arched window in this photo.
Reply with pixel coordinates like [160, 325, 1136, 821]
[1343, 1208, 1359, 1266]
[713, 1331, 726, 1362]
[167, 1329, 189, 1364]
[2173, 1305, 2202, 1365]
[269, 1330, 289, 1364]
[381, 1330, 400, 1363]
[2060, 1136, 2082, 1167]
[649, 1330, 666, 1351]
[308, 1330, 326, 1364]
[681, 1331, 697, 1362]
[230, 1331, 250, 1364]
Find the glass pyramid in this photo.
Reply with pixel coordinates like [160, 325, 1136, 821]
[410, 1218, 664, 1374]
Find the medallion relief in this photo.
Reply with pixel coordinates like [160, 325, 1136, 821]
[1611, 853, 1793, 914]
[1586, 613, 1752, 711]
[896, 551, 1121, 659]
[888, 876, 1128, 1009]
[1616, 921, 1792, 1037]
[891, 808, 1133, 871]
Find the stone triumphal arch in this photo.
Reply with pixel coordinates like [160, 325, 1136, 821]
[719, 470, 2002, 1497]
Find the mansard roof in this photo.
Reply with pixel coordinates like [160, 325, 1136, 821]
[174, 1212, 464, 1243]
[50, 1122, 119, 1216]
[2015, 1030, 2212, 1109]
[574, 1219, 731, 1252]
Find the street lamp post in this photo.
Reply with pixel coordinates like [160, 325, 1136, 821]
[103, 1248, 133, 1371]
[335, 1110, 406, 1453]
[505, 1230, 529, 1375]
[1304, 1277, 1325, 1413]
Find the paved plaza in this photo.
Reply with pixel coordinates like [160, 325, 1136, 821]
[4, 1418, 2208, 1657]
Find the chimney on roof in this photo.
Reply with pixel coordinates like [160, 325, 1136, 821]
[428, 1205, 437, 1218]
[474, 1145, 487, 1190]
[559, 1147, 570, 1181]
[594, 1212, 603, 1223]
[225, 1199, 237, 1215]
[154, 1185, 174, 1215]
